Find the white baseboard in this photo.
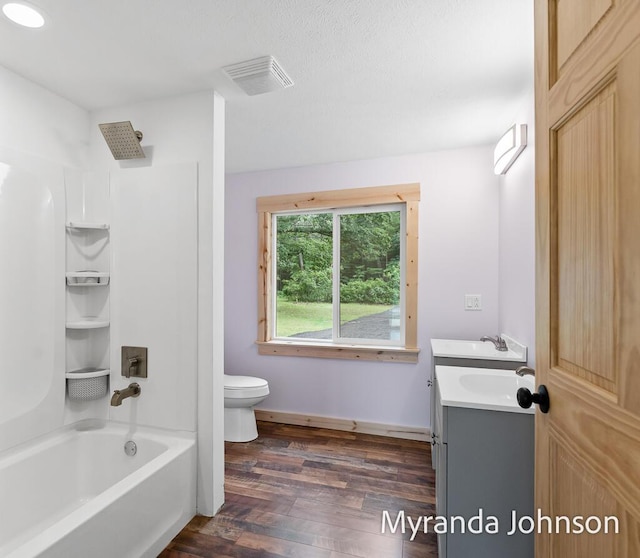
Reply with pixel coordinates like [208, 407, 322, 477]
[255, 409, 430, 442]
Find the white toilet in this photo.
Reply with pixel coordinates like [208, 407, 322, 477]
[224, 374, 270, 442]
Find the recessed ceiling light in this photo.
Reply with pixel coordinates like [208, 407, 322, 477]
[2, 2, 45, 28]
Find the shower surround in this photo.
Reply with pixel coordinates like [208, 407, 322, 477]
[0, 61, 225, 555]
[0, 152, 65, 454]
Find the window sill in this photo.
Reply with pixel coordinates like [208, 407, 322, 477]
[256, 340, 419, 363]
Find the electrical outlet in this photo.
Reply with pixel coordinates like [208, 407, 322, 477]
[465, 294, 482, 311]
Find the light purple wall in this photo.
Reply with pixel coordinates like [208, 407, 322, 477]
[498, 92, 536, 367]
[225, 145, 500, 429]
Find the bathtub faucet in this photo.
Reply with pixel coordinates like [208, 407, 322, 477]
[480, 335, 508, 351]
[110, 382, 141, 406]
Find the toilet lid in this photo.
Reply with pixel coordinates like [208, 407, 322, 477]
[224, 375, 268, 389]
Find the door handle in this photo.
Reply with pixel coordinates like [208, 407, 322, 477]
[517, 385, 550, 413]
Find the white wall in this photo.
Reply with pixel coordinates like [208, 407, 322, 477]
[498, 91, 536, 366]
[109, 163, 198, 431]
[208, 93, 226, 515]
[0, 64, 89, 451]
[0, 65, 89, 167]
[0, 151, 66, 453]
[226, 145, 500, 430]
[88, 91, 225, 515]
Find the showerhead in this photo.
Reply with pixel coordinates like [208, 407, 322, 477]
[98, 121, 146, 160]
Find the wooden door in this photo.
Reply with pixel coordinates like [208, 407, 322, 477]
[535, 0, 640, 556]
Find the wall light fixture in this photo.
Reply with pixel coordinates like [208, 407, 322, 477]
[494, 124, 527, 175]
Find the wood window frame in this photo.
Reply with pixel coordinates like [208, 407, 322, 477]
[256, 183, 420, 363]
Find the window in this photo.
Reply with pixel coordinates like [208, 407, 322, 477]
[257, 183, 420, 363]
[274, 206, 404, 343]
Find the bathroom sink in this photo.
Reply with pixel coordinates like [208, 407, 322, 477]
[435, 365, 535, 414]
[431, 337, 526, 362]
[459, 372, 534, 398]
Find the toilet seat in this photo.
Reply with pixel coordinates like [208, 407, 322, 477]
[224, 375, 268, 389]
[224, 375, 269, 399]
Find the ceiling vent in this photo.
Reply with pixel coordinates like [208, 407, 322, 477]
[223, 56, 294, 96]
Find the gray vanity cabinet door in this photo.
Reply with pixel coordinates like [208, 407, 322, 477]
[430, 356, 523, 470]
[445, 407, 534, 558]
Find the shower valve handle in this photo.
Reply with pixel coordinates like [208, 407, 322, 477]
[127, 357, 139, 378]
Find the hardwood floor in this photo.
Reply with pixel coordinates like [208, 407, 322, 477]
[159, 421, 438, 558]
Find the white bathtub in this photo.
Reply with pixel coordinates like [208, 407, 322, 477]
[0, 420, 196, 558]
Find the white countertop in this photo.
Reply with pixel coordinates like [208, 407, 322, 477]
[431, 335, 527, 362]
[436, 365, 535, 414]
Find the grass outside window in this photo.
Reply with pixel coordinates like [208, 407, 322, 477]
[275, 298, 394, 338]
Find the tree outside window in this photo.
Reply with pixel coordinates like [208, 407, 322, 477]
[274, 207, 403, 344]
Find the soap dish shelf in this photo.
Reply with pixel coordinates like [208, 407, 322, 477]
[65, 368, 110, 401]
[66, 222, 110, 230]
[66, 318, 110, 330]
[65, 367, 110, 380]
[66, 272, 110, 286]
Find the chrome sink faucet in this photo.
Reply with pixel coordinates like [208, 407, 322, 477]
[515, 366, 535, 377]
[480, 335, 508, 351]
[110, 382, 141, 406]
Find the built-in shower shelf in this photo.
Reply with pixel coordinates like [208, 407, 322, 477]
[66, 318, 110, 330]
[66, 221, 110, 230]
[65, 367, 110, 379]
[66, 271, 110, 286]
[65, 368, 110, 401]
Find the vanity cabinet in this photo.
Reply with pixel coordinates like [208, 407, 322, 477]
[433, 371, 534, 558]
[429, 338, 527, 469]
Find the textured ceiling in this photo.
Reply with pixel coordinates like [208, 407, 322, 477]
[0, 0, 534, 173]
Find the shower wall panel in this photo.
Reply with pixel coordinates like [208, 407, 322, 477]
[109, 163, 198, 432]
[0, 149, 65, 453]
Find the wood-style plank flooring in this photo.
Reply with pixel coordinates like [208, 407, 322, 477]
[159, 421, 437, 558]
